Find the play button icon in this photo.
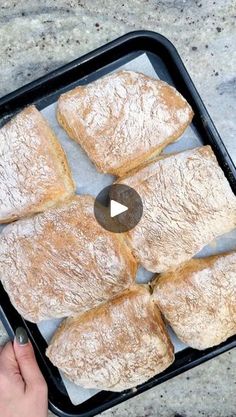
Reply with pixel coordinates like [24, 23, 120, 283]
[110, 200, 128, 218]
[94, 184, 143, 233]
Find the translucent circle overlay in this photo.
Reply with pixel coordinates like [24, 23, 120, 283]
[94, 184, 143, 233]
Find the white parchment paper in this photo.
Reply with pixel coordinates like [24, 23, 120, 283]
[2, 53, 236, 405]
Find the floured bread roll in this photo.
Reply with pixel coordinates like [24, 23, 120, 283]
[0, 105, 75, 223]
[0, 195, 137, 322]
[57, 70, 193, 177]
[152, 252, 236, 350]
[116, 146, 236, 272]
[46, 285, 174, 391]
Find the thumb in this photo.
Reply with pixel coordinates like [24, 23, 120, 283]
[0, 341, 19, 376]
[14, 327, 45, 389]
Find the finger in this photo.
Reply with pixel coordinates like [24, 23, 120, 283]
[0, 341, 20, 375]
[13, 327, 46, 390]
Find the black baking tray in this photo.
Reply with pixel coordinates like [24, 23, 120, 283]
[0, 30, 235, 417]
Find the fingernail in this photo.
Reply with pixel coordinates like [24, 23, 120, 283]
[15, 327, 29, 345]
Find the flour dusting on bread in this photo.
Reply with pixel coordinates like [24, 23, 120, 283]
[57, 70, 193, 176]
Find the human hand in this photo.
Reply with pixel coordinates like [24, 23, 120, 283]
[0, 327, 48, 417]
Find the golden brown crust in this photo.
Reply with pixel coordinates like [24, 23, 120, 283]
[152, 251, 236, 349]
[116, 146, 236, 272]
[57, 70, 193, 177]
[46, 285, 174, 391]
[0, 195, 137, 322]
[0, 105, 75, 223]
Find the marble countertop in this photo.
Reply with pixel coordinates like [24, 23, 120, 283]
[0, 0, 235, 162]
[0, 1, 235, 416]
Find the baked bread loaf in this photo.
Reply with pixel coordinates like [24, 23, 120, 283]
[0, 195, 137, 322]
[116, 146, 236, 272]
[46, 285, 174, 391]
[57, 70, 193, 177]
[152, 251, 236, 350]
[0, 105, 75, 223]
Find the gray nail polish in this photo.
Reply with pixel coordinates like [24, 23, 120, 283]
[15, 327, 29, 345]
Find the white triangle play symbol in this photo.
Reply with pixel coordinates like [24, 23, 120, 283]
[110, 199, 128, 218]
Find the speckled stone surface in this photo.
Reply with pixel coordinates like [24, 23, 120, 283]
[0, 1, 235, 416]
